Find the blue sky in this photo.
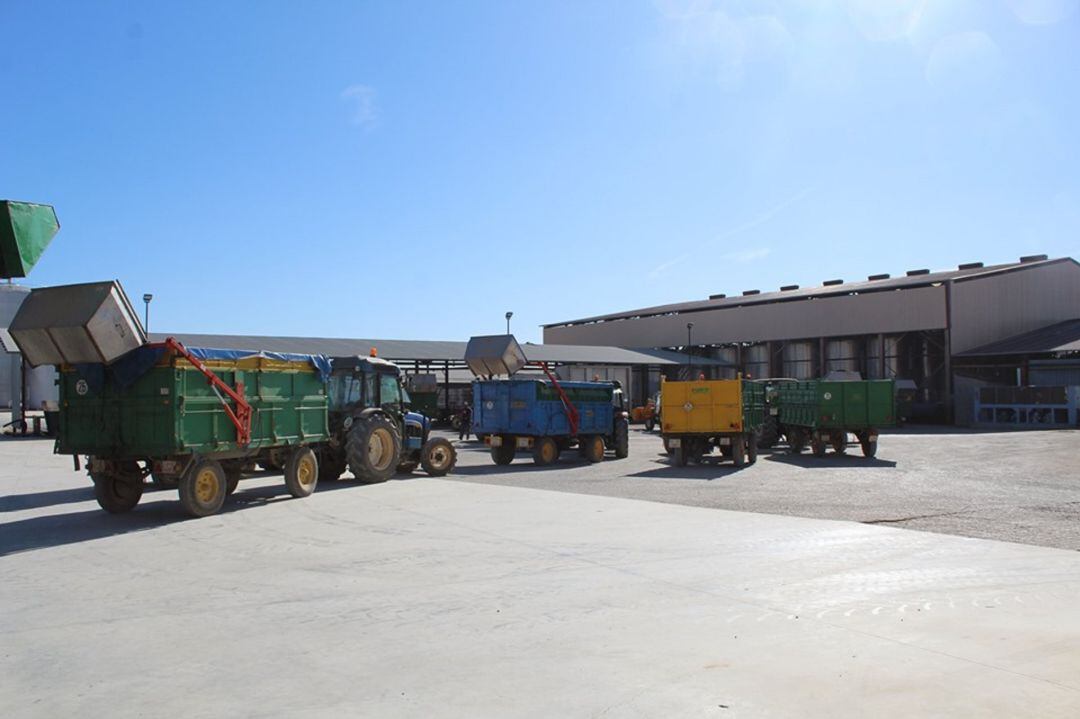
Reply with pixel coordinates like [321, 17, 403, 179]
[2, 1, 1078, 343]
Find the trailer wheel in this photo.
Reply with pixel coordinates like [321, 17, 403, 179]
[491, 438, 516, 465]
[746, 433, 758, 465]
[731, 436, 746, 468]
[346, 413, 401, 484]
[831, 432, 847, 455]
[222, 461, 243, 496]
[757, 416, 779, 449]
[92, 468, 143, 514]
[614, 418, 629, 459]
[583, 435, 605, 463]
[532, 437, 559, 466]
[644, 417, 655, 432]
[662, 436, 675, 455]
[283, 447, 318, 498]
[859, 433, 878, 458]
[673, 442, 688, 467]
[178, 459, 227, 517]
[811, 434, 827, 457]
[789, 430, 806, 454]
[421, 437, 457, 476]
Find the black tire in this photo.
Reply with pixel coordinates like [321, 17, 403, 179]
[789, 429, 806, 454]
[178, 458, 227, 518]
[614, 418, 629, 459]
[92, 472, 143, 514]
[831, 431, 847, 455]
[732, 436, 746, 467]
[532, 437, 559, 466]
[582, 435, 605, 463]
[662, 436, 675, 455]
[421, 437, 457, 476]
[673, 442, 688, 467]
[719, 444, 733, 458]
[746, 433, 758, 465]
[491, 439, 515, 465]
[860, 434, 878, 458]
[757, 415, 779, 449]
[319, 451, 347, 482]
[644, 417, 655, 432]
[284, 446, 318, 498]
[345, 413, 401, 484]
[811, 434, 827, 457]
[222, 460, 243, 496]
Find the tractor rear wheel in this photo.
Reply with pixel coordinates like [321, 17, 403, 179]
[582, 435, 605, 463]
[284, 447, 319, 498]
[614, 418, 629, 459]
[178, 459, 227, 518]
[532, 437, 559, 466]
[346, 414, 401, 484]
[421, 437, 457, 476]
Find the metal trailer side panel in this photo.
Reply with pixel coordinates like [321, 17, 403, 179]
[472, 379, 614, 437]
[778, 380, 895, 430]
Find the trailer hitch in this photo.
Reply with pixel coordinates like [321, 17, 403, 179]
[150, 338, 253, 446]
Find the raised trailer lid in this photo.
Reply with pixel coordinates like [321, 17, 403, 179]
[0, 201, 60, 279]
[465, 334, 527, 377]
[9, 280, 146, 367]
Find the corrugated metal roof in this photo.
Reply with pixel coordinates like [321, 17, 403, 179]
[544, 257, 1077, 328]
[150, 333, 728, 367]
[956, 319, 1080, 357]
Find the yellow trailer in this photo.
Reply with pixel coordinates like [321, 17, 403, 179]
[660, 378, 765, 467]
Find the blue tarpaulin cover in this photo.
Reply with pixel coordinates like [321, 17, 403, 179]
[75, 344, 333, 391]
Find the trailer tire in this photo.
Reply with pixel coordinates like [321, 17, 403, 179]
[859, 434, 877, 458]
[583, 435, 605, 463]
[662, 436, 675, 455]
[831, 432, 847, 455]
[222, 460, 243, 496]
[421, 437, 457, 476]
[92, 469, 143, 514]
[614, 418, 629, 459]
[746, 433, 758, 465]
[285, 447, 319, 498]
[346, 413, 401, 484]
[789, 430, 806, 454]
[644, 417, 655, 432]
[491, 439, 516, 465]
[178, 459, 227, 517]
[732, 436, 746, 468]
[673, 443, 688, 467]
[811, 434, 827, 457]
[532, 437, 559, 466]
[757, 416, 779, 449]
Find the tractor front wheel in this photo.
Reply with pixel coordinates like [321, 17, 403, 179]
[346, 414, 401, 484]
[421, 437, 457, 476]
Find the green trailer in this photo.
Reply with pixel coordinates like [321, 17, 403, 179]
[777, 380, 895, 458]
[57, 340, 330, 517]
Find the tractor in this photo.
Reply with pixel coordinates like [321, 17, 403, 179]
[319, 354, 457, 483]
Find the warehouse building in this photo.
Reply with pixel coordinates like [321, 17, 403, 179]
[543, 256, 1080, 424]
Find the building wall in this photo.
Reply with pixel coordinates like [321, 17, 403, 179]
[544, 285, 947, 347]
[949, 261, 1080, 354]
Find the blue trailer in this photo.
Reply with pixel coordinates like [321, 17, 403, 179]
[464, 335, 629, 466]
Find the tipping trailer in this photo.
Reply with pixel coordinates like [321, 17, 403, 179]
[9, 282, 331, 517]
[659, 378, 765, 468]
[777, 379, 895, 458]
[465, 335, 629, 466]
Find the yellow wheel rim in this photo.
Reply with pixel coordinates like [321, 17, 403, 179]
[542, 442, 556, 463]
[195, 468, 220, 505]
[297, 455, 315, 487]
[368, 428, 394, 471]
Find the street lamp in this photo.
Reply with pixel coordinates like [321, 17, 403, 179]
[143, 294, 153, 332]
[505, 311, 513, 335]
[686, 322, 694, 372]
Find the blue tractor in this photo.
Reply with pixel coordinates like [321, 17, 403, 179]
[319, 354, 457, 483]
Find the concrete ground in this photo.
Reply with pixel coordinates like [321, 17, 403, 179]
[3, 429, 1080, 717]
[449, 427, 1080, 551]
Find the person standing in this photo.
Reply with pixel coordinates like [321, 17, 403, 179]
[458, 403, 472, 441]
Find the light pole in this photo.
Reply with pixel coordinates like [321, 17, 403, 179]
[505, 311, 513, 336]
[686, 322, 694, 373]
[143, 294, 153, 332]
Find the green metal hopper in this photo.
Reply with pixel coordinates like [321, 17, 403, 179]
[0, 201, 60, 279]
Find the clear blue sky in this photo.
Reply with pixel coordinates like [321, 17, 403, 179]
[3, 1, 1078, 343]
